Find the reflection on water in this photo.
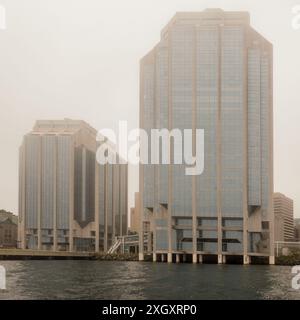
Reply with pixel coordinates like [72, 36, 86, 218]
[0, 261, 299, 300]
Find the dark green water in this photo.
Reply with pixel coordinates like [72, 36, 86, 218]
[0, 260, 299, 299]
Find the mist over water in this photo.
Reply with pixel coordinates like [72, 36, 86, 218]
[0, 261, 299, 300]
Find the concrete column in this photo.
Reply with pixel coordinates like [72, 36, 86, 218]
[147, 231, 152, 253]
[37, 136, 42, 250]
[167, 34, 173, 270]
[269, 256, 275, 265]
[222, 255, 226, 264]
[53, 137, 57, 252]
[176, 254, 180, 263]
[218, 254, 223, 264]
[242, 34, 249, 270]
[94, 163, 100, 253]
[138, 252, 144, 261]
[191, 29, 198, 267]
[138, 135, 144, 260]
[193, 253, 198, 264]
[182, 254, 186, 263]
[20, 143, 26, 249]
[167, 253, 172, 263]
[243, 255, 250, 265]
[216, 25, 223, 262]
[161, 254, 165, 262]
[153, 253, 157, 262]
[104, 164, 108, 252]
[68, 139, 74, 252]
[198, 254, 203, 264]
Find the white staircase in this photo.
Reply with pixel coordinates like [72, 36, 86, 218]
[107, 238, 122, 254]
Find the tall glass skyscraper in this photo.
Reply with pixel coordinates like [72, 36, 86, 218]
[139, 9, 274, 264]
[19, 119, 128, 252]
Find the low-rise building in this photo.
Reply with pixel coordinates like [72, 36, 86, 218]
[0, 210, 18, 248]
[295, 218, 300, 241]
[273, 193, 294, 242]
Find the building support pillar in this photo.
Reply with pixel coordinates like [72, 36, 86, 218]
[167, 253, 172, 263]
[37, 136, 42, 250]
[139, 252, 144, 261]
[182, 254, 186, 263]
[176, 254, 180, 263]
[243, 255, 250, 265]
[222, 255, 226, 264]
[68, 138, 75, 253]
[198, 254, 203, 264]
[269, 255, 275, 265]
[218, 254, 223, 264]
[20, 143, 26, 250]
[53, 138, 57, 252]
[193, 253, 198, 264]
[153, 253, 157, 262]
[94, 163, 100, 254]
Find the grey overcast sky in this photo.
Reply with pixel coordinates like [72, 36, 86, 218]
[0, 0, 299, 218]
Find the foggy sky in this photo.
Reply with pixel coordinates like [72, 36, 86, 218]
[0, 0, 299, 218]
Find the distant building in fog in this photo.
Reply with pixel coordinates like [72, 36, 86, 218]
[19, 119, 128, 252]
[0, 210, 18, 248]
[130, 193, 140, 234]
[273, 193, 294, 241]
[294, 218, 300, 241]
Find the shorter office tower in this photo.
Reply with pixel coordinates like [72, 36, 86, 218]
[273, 193, 294, 242]
[0, 210, 18, 248]
[19, 119, 128, 252]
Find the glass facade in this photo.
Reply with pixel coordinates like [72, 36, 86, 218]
[140, 11, 273, 259]
[248, 48, 262, 207]
[56, 135, 71, 230]
[98, 162, 106, 250]
[25, 135, 40, 230]
[96, 161, 128, 251]
[156, 41, 169, 206]
[171, 24, 193, 218]
[220, 26, 244, 218]
[74, 146, 95, 228]
[19, 120, 128, 252]
[196, 26, 218, 217]
[41, 135, 55, 230]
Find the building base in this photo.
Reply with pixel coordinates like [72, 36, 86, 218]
[138, 253, 144, 261]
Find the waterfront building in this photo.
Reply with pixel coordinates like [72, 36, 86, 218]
[273, 193, 294, 242]
[295, 218, 300, 241]
[18, 119, 128, 252]
[0, 210, 18, 248]
[139, 9, 274, 264]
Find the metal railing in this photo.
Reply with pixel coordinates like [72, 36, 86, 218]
[107, 233, 149, 254]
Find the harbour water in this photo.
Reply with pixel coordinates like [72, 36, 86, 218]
[0, 260, 299, 300]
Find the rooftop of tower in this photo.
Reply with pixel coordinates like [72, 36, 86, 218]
[27, 119, 120, 155]
[161, 9, 250, 38]
[32, 118, 97, 136]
